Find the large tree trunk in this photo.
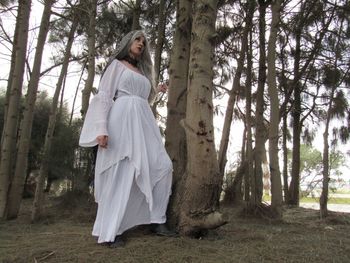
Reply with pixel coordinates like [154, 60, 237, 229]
[254, 0, 268, 205]
[31, 18, 78, 222]
[178, 0, 225, 236]
[80, 0, 97, 118]
[5, 0, 55, 220]
[0, 0, 31, 218]
[267, 0, 283, 218]
[165, 0, 192, 227]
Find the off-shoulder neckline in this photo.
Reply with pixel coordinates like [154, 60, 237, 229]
[116, 59, 145, 78]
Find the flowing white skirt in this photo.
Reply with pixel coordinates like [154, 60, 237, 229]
[92, 96, 173, 243]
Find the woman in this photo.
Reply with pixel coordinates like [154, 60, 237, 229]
[79, 30, 174, 248]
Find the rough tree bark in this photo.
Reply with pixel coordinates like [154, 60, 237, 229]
[2, 2, 20, 143]
[165, 0, 192, 227]
[0, 0, 31, 218]
[6, 0, 56, 219]
[178, 0, 225, 236]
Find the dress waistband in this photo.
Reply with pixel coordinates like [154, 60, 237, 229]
[116, 90, 147, 101]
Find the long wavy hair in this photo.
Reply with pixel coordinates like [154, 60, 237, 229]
[102, 30, 156, 101]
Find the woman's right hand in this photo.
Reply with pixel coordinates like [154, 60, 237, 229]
[96, 135, 108, 148]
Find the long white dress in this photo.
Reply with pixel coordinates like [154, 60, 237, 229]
[79, 59, 173, 243]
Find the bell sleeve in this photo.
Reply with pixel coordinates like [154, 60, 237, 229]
[79, 59, 123, 147]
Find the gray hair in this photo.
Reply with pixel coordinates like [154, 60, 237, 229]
[103, 30, 156, 101]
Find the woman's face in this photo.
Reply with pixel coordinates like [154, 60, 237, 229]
[129, 35, 145, 58]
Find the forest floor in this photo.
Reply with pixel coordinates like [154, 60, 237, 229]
[1, 193, 350, 263]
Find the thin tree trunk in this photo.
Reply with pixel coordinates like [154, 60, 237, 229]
[2, 3, 21, 145]
[218, 1, 254, 177]
[245, 7, 255, 205]
[178, 0, 225, 236]
[288, 28, 302, 206]
[261, 147, 270, 196]
[237, 130, 247, 203]
[154, 0, 166, 83]
[80, 0, 97, 118]
[6, 0, 55, 220]
[222, 161, 246, 205]
[151, 0, 167, 117]
[319, 86, 340, 219]
[254, 0, 268, 205]
[288, 1, 335, 206]
[282, 112, 289, 202]
[320, 15, 343, 218]
[267, 0, 283, 218]
[31, 18, 78, 222]
[243, 128, 250, 201]
[279, 35, 289, 203]
[69, 61, 86, 126]
[131, 0, 141, 30]
[320, 102, 332, 218]
[0, 0, 31, 218]
[165, 0, 192, 228]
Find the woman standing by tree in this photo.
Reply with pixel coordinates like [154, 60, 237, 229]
[79, 30, 174, 248]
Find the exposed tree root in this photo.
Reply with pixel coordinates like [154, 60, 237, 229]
[179, 211, 228, 237]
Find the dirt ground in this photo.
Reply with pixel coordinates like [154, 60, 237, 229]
[1, 194, 350, 263]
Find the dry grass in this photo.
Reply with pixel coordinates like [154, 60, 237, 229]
[1, 194, 350, 263]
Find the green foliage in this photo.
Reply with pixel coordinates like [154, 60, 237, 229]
[48, 115, 80, 182]
[323, 65, 341, 88]
[287, 144, 346, 176]
[301, 128, 316, 146]
[0, 91, 79, 184]
[28, 92, 51, 171]
[299, 144, 322, 175]
[287, 144, 347, 195]
[330, 90, 348, 120]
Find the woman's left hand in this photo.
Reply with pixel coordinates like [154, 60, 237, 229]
[157, 82, 168, 93]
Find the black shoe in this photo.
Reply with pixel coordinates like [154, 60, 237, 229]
[109, 235, 125, 248]
[150, 224, 178, 237]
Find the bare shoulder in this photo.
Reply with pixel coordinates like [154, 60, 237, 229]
[119, 59, 143, 75]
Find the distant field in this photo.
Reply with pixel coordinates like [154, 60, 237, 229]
[334, 189, 350, 194]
